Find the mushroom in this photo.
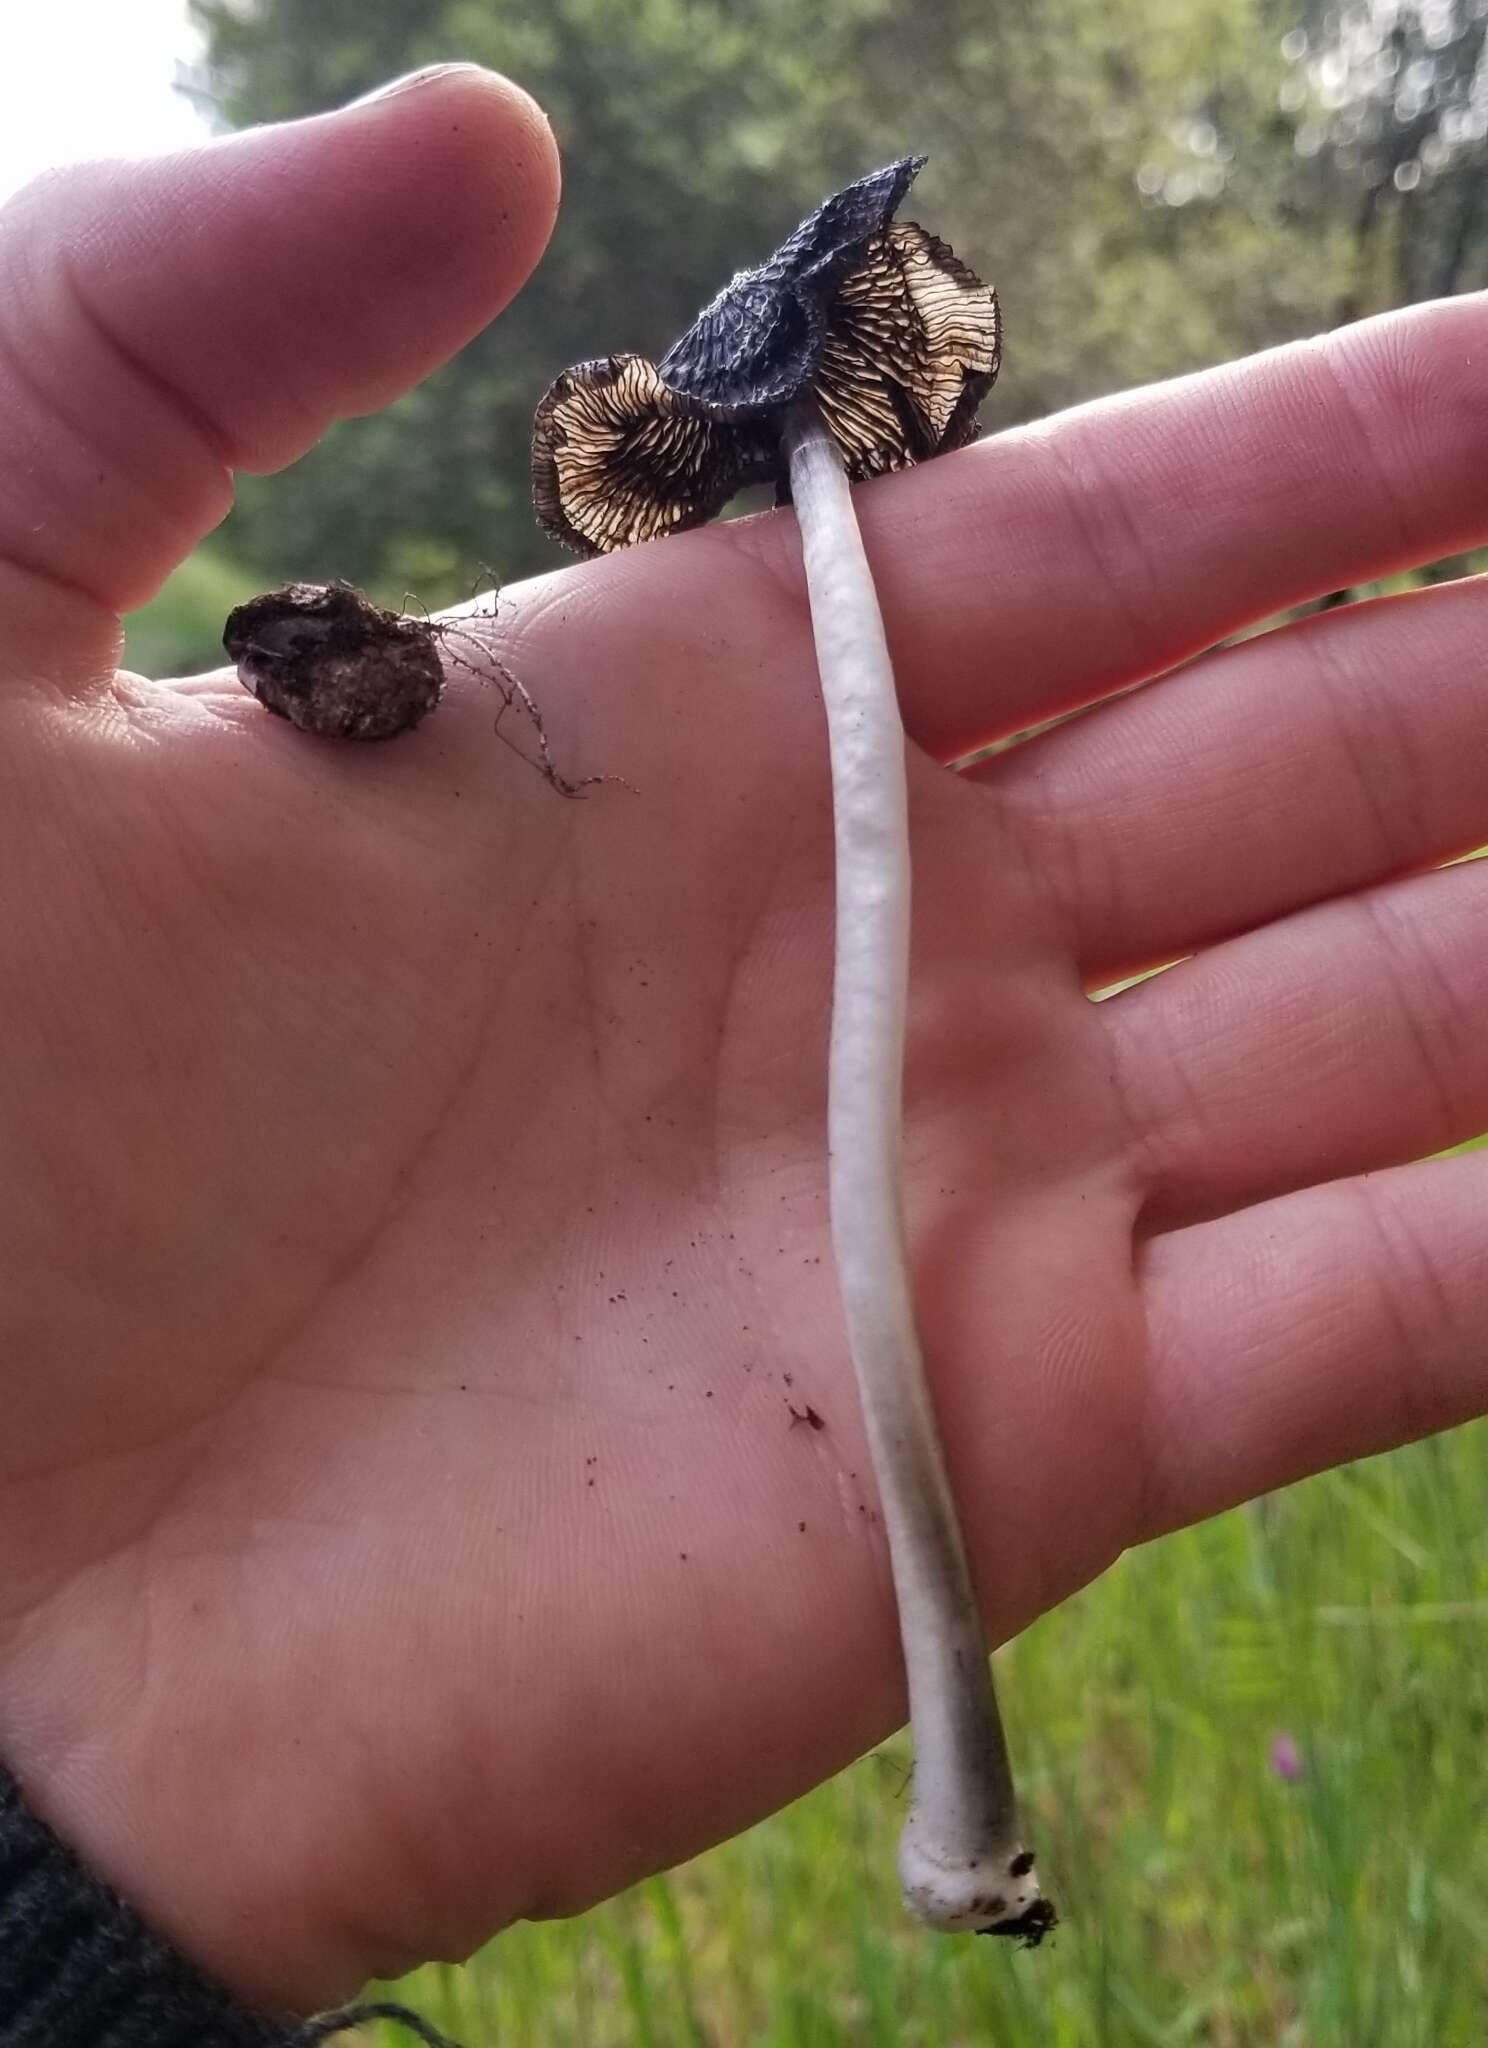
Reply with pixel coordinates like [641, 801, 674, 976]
[224, 581, 444, 741]
[532, 158, 1053, 1946]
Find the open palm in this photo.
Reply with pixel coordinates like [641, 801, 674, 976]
[3, 69, 1487, 2017]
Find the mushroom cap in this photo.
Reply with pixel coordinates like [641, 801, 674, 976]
[224, 581, 443, 741]
[531, 156, 1001, 557]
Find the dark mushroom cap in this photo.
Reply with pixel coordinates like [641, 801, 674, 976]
[531, 156, 1001, 557]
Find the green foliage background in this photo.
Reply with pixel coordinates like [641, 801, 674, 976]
[184, 0, 1376, 599]
[132, 0, 1488, 657]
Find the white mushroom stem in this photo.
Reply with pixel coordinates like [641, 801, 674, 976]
[784, 402, 1046, 1939]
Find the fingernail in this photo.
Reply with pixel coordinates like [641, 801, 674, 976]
[347, 63, 487, 110]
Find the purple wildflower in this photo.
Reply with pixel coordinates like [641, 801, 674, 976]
[1270, 1733, 1305, 1783]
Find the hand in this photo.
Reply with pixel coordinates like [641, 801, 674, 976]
[2, 65, 1486, 2016]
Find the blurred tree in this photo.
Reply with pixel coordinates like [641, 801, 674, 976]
[1282, 1, 1488, 317]
[192, 0, 1354, 595]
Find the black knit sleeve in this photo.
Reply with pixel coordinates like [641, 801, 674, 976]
[0, 1764, 461, 2048]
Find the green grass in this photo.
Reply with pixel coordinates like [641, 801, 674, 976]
[362, 1420, 1488, 2046]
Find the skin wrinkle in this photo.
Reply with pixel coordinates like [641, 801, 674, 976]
[1103, 976, 1212, 1221]
[561, 908, 728, 1218]
[706, 777, 825, 1186]
[0, 558, 120, 689]
[72, 156, 328, 469]
[524, 605, 807, 1201]
[1357, 886, 1469, 1142]
[1128, 1238, 1209, 1541]
[1097, 1000, 1177, 1232]
[1141, 983, 1315, 1224]
[310, 1559, 468, 1986]
[52, 249, 235, 552]
[0, 330, 133, 630]
[954, 431, 1138, 673]
[1160, 1223, 1334, 1527]
[1344, 1177, 1451, 1453]
[1035, 722, 1150, 973]
[1124, 1187, 1160, 1567]
[1296, 607, 1426, 880]
[951, 430, 1187, 738]
[140, 1490, 422, 1984]
[704, 918, 761, 1207]
[1030, 414, 1161, 682]
[1037, 1264, 1147, 1623]
[2, 873, 263, 1371]
[961, 742, 1101, 967]
[0, 1388, 216, 1498]
[8, 1540, 153, 1754]
[198, 789, 574, 1427]
[568, 854, 633, 1152]
[985, 1243, 1142, 1628]
[0, 1442, 195, 1641]
[1368, 1172, 1467, 1366]
[1324, 599, 1437, 853]
[929, 751, 1071, 986]
[105, 813, 327, 1165]
[1307, 328, 1420, 562]
[78, 740, 244, 1030]
[0, 239, 225, 616]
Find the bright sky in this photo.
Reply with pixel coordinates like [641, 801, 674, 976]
[0, 0, 210, 208]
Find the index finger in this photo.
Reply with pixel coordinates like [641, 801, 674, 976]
[717, 290, 1487, 760]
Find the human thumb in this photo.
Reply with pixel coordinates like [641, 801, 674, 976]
[0, 64, 559, 685]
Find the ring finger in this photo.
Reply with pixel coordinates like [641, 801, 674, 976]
[971, 573, 1488, 984]
[1104, 855, 1488, 1231]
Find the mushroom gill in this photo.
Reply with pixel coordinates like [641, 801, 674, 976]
[531, 156, 1001, 556]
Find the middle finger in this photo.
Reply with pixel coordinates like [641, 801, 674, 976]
[968, 575, 1488, 983]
